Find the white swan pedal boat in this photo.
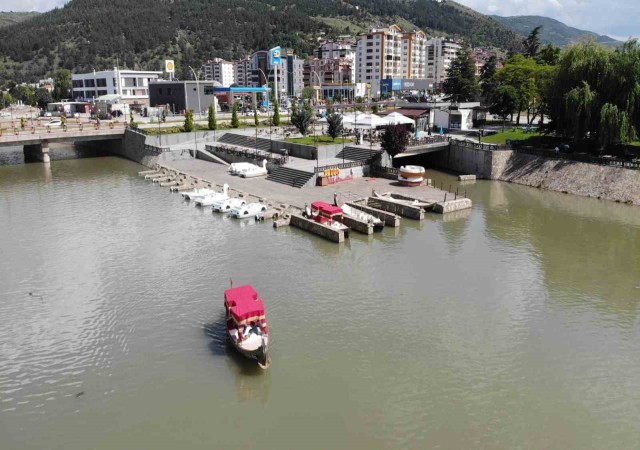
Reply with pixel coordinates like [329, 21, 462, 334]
[182, 187, 214, 201]
[228, 162, 255, 175]
[342, 204, 384, 231]
[398, 165, 425, 187]
[194, 184, 229, 207]
[224, 284, 270, 369]
[212, 197, 246, 213]
[240, 160, 269, 178]
[230, 202, 267, 219]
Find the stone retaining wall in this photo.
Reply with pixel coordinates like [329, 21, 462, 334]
[426, 141, 640, 206]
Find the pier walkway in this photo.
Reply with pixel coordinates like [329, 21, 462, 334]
[161, 158, 451, 209]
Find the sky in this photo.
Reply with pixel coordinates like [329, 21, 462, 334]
[0, 0, 637, 41]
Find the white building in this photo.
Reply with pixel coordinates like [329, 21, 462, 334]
[203, 58, 235, 86]
[355, 25, 427, 97]
[426, 38, 462, 85]
[319, 41, 356, 61]
[71, 68, 162, 106]
[234, 58, 252, 87]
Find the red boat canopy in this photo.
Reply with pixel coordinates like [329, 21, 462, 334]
[311, 201, 342, 216]
[224, 285, 265, 324]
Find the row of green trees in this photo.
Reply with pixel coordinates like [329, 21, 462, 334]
[444, 27, 640, 149]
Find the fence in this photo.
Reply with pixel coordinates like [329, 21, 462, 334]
[205, 144, 288, 165]
[407, 135, 450, 147]
[314, 160, 368, 174]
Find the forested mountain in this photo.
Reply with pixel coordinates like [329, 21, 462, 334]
[0, 11, 39, 28]
[493, 15, 621, 48]
[0, 0, 521, 83]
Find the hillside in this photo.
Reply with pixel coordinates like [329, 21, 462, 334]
[0, 11, 40, 28]
[0, 0, 521, 83]
[492, 15, 621, 48]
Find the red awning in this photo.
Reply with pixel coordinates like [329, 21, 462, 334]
[311, 201, 342, 215]
[225, 285, 265, 323]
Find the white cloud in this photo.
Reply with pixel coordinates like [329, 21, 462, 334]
[0, 0, 68, 12]
[456, 0, 639, 39]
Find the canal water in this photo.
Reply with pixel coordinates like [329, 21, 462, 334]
[1, 157, 639, 449]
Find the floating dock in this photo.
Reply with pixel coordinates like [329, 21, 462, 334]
[367, 196, 425, 220]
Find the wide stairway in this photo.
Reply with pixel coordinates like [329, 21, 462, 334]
[266, 166, 315, 188]
[218, 133, 272, 152]
[335, 146, 381, 162]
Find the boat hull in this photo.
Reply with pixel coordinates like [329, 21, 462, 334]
[228, 332, 270, 368]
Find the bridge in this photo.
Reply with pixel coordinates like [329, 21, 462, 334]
[394, 135, 451, 159]
[0, 122, 127, 163]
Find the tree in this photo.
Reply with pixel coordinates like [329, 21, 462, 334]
[371, 104, 379, 114]
[253, 106, 259, 127]
[599, 103, 635, 148]
[291, 105, 313, 135]
[52, 68, 71, 101]
[207, 103, 217, 130]
[1, 92, 12, 109]
[443, 46, 480, 102]
[35, 88, 53, 109]
[537, 44, 561, 66]
[10, 85, 36, 106]
[301, 86, 314, 101]
[183, 109, 194, 132]
[290, 99, 298, 125]
[272, 101, 280, 126]
[479, 55, 498, 105]
[326, 113, 344, 141]
[489, 85, 519, 131]
[523, 26, 542, 58]
[231, 102, 239, 128]
[380, 124, 410, 158]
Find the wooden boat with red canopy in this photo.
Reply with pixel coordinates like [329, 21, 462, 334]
[306, 201, 350, 236]
[224, 284, 270, 368]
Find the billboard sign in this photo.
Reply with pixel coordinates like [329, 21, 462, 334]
[165, 60, 175, 74]
[269, 47, 282, 65]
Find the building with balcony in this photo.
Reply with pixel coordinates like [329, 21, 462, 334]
[249, 50, 304, 98]
[203, 58, 235, 86]
[234, 58, 252, 87]
[71, 68, 162, 106]
[355, 25, 427, 97]
[426, 38, 462, 85]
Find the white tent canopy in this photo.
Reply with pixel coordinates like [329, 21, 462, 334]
[350, 114, 389, 128]
[385, 112, 415, 125]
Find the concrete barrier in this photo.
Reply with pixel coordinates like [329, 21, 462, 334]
[346, 202, 401, 227]
[432, 198, 473, 214]
[290, 214, 346, 243]
[367, 197, 424, 220]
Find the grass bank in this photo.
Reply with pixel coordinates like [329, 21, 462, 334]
[284, 136, 349, 146]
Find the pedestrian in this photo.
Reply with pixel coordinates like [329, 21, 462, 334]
[333, 192, 338, 207]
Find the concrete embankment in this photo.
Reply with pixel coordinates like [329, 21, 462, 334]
[425, 141, 640, 206]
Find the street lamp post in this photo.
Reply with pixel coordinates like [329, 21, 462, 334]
[188, 66, 202, 121]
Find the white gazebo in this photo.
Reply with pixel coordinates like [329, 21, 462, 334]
[385, 112, 415, 126]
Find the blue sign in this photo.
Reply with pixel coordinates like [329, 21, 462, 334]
[270, 46, 282, 65]
[381, 78, 402, 94]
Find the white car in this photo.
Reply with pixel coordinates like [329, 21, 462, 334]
[48, 119, 63, 127]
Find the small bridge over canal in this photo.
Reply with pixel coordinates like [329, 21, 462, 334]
[0, 122, 127, 162]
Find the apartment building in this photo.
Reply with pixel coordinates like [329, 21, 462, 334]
[355, 25, 426, 96]
[203, 58, 235, 86]
[426, 38, 462, 84]
[234, 58, 252, 87]
[249, 50, 304, 98]
[71, 68, 162, 105]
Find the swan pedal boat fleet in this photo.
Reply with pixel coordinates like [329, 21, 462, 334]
[398, 165, 425, 187]
[224, 284, 270, 368]
[194, 184, 229, 207]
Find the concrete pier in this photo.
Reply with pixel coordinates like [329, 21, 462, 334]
[342, 215, 374, 235]
[290, 214, 347, 243]
[23, 141, 50, 163]
[432, 198, 473, 214]
[367, 197, 425, 220]
[346, 202, 401, 227]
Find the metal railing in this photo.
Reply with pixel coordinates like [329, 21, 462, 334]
[407, 135, 450, 147]
[206, 144, 288, 165]
[314, 160, 368, 174]
[450, 138, 640, 170]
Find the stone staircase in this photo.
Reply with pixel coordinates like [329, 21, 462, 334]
[335, 146, 381, 162]
[218, 133, 272, 152]
[266, 166, 315, 188]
